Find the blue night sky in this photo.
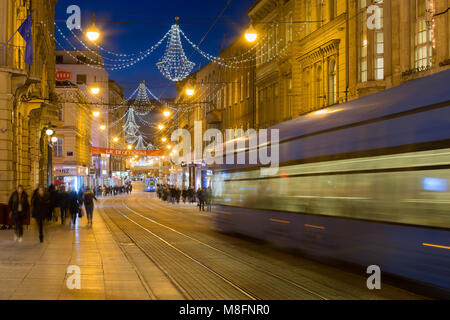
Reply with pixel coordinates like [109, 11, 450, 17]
[55, 0, 255, 99]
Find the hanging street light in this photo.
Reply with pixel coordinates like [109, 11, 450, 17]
[158, 124, 165, 130]
[127, 145, 133, 150]
[163, 110, 171, 118]
[86, 13, 100, 42]
[113, 137, 119, 143]
[245, 24, 258, 43]
[161, 137, 167, 142]
[93, 111, 100, 118]
[185, 87, 195, 96]
[100, 124, 106, 131]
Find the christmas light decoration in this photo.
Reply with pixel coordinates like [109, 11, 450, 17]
[156, 19, 195, 82]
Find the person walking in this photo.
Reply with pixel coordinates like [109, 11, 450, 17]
[59, 187, 69, 225]
[8, 185, 30, 243]
[83, 187, 97, 225]
[67, 187, 79, 227]
[31, 186, 50, 243]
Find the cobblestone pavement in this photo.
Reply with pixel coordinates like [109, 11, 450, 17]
[0, 184, 429, 300]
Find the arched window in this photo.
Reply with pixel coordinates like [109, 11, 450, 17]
[328, 59, 337, 105]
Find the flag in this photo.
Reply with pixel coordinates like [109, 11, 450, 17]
[17, 13, 33, 66]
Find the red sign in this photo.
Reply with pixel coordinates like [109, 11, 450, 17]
[56, 68, 72, 81]
[91, 146, 163, 157]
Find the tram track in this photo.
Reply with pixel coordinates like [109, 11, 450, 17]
[121, 196, 329, 300]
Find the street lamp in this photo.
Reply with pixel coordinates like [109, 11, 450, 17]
[51, 136, 58, 143]
[163, 110, 171, 118]
[90, 84, 100, 95]
[158, 124, 165, 130]
[113, 137, 119, 143]
[185, 87, 195, 96]
[161, 137, 167, 142]
[100, 124, 106, 131]
[245, 24, 258, 43]
[86, 13, 100, 42]
[45, 128, 54, 136]
[167, 145, 172, 150]
[127, 145, 133, 150]
[93, 111, 100, 118]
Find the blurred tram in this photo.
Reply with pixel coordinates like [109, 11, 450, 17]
[211, 69, 450, 294]
[143, 178, 157, 192]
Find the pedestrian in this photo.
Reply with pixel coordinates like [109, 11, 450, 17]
[58, 187, 69, 225]
[8, 185, 30, 243]
[67, 187, 79, 227]
[83, 187, 97, 225]
[31, 186, 50, 243]
[48, 184, 59, 222]
[206, 186, 212, 212]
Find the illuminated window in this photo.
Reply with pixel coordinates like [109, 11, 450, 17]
[415, 0, 433, 68]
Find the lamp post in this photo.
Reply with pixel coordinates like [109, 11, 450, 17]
[40, 125, 56, 187]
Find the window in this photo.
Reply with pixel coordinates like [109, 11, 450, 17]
[329, 0, 337, 20]
[54, 138, 63, 158]
[360, 0, 368, 82]
[58, 106, 63, 122]
[247, 72, 250, 98]
[76, 74, 87, 85]
[414, 0, 433, 68]
[316, 0, 323, 28]
[328, 59, 337, 105]
[315, 64, 323, 108]
[286, 11, 293, 43]
[56, 55, 63, 64]
[305, 1, 312, 35]
[76, 55, 88, 64]
[240, 75, 244, 101]
[235, 79, 239, 104]
[358, 0, 384, 82]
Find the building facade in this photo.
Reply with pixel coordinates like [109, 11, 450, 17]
[169, 0, 449, 189]
[0, 0, 59, 203]
[55, 49, 124, 187]
[54, 82, 92, 190]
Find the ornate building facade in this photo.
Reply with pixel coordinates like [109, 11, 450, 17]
[0, 0, 59, 203]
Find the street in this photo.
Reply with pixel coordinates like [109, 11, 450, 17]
[96, 183, 426, 300]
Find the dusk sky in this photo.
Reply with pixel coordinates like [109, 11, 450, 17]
[54, 0, 255, 99]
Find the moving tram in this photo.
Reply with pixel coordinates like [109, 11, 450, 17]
[143, 178, 157, 192]
[211, 69, 450, 293]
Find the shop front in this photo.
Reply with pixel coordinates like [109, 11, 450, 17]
[53, 165, 89, 191]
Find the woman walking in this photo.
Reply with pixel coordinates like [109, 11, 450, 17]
[31, 186, 50, 243]
[8, 185, 30, 243]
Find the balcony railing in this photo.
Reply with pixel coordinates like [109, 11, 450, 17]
[0, 43, 26, 71]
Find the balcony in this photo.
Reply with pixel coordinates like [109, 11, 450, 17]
[0, 43, 26, 73]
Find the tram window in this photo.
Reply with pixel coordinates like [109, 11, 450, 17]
[422, 178, 448, 192]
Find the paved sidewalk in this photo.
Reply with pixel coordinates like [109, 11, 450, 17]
[0, 212, 152, 300]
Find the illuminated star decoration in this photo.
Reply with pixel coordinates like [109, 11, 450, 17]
[156, 21, 195, 82]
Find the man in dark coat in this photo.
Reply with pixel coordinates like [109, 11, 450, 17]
[31, 186, 50, 243]
[8, 185, 30, 242]
[82, 188, 97, 225]
[67, 187, 79, 227]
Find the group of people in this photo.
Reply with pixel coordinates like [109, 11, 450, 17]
[7, 184, 98, 243]
[157, 185, 212, 211]
[94, 183, 132, 197]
